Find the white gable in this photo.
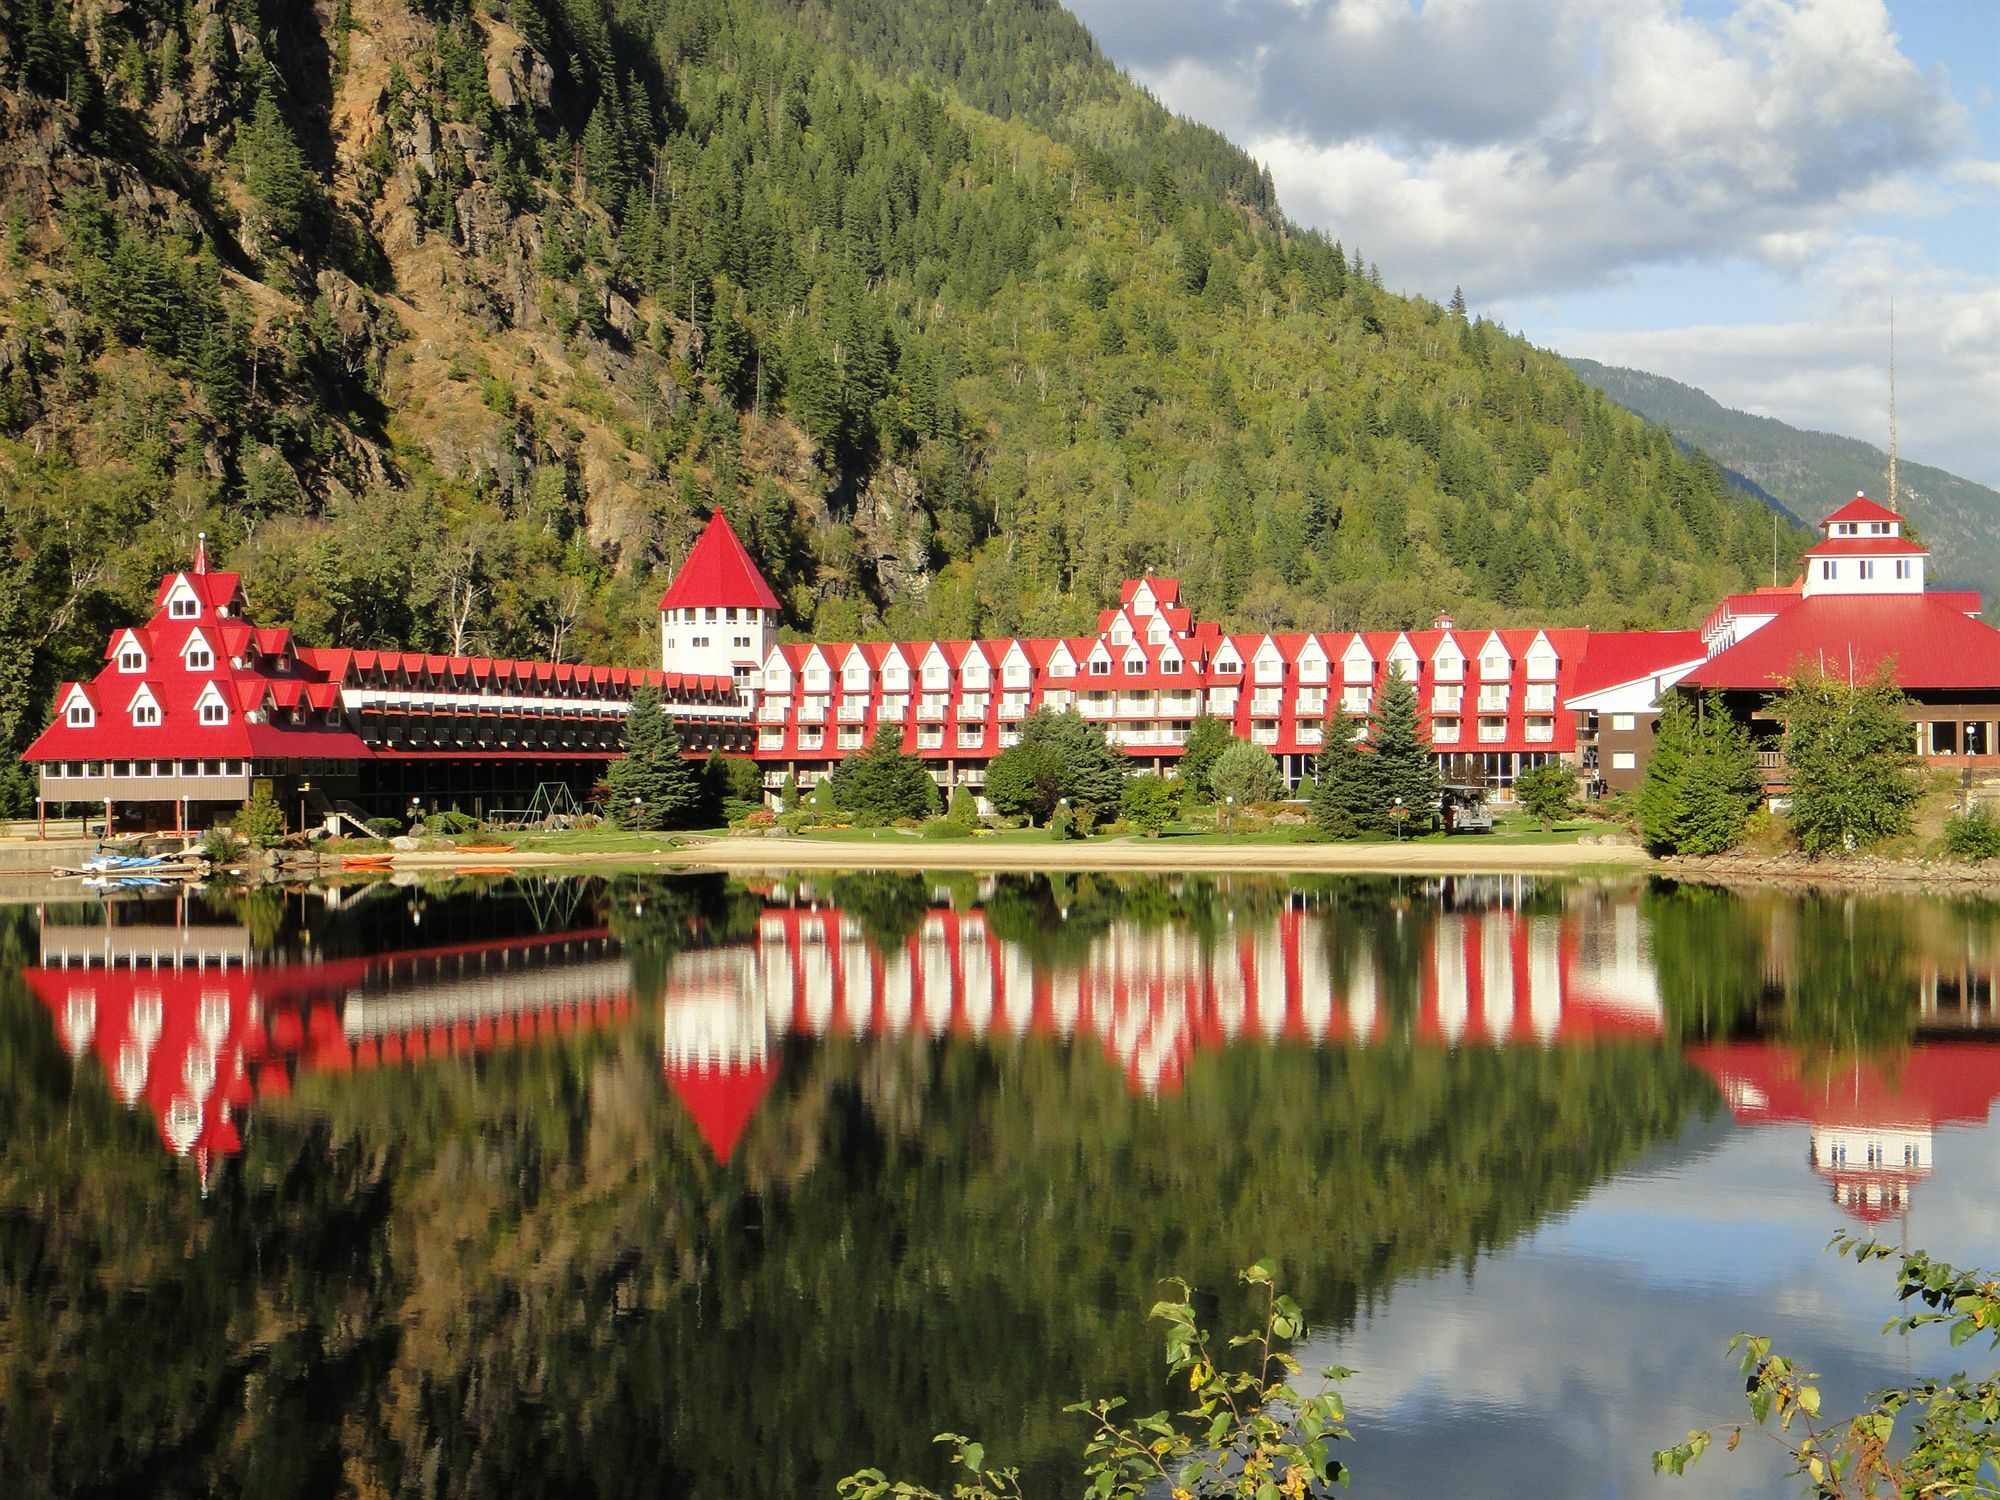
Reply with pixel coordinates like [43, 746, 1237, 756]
[960, 644, 993, 688]
[1387, 632, 1421, 679]
[882, 646, 913, 689]
[193, 680, 229, 722]
[1431, 632, 1466, 681]
[1295, 636, 1330, 684]
[920, 644, 951, 687]
[1524, 630, 1559, 681]
[113, 630, 147, 671]
[1046, 642, 1077, 677]
[1122, 644, 1148, 670]
[1129, 579, 1159, 616]
[1477, 632, 1511, 678]
[61, 684, 95, 725]
[1212, 639, 1243, 670]
[181, 627, 215, 666]
[164, 576, 202, 617]
[1085, 640, 1114, 665]
[127, 683, 162, 721]
[1341, 635, 1374, 683]
[762, 648, 792, 689]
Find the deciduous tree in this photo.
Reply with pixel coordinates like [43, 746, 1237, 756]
[1778, 663, 1921, 856]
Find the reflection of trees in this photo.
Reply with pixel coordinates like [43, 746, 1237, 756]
[827, 872, 933, 954]
[608, 873, 759, 1005]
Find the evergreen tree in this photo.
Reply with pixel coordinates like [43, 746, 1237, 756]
[829, 726, 941, 821]
[985, 708, 1126, 824]
[238, 91, 324, 246]
[606, 685, 702, 830]
[1119, 773, 1176, 836]
[1513, 760, 1575, 832]
[1367, 665, 1441, 830]
[1310, 703, 1377, 838]
[1778, 663, 1922, 856]
[1177, 713, 1234, 799]
[1210, 739, 1281, 808]
[1635, 693, 1761, 855]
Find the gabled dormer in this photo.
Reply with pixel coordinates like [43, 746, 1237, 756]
[1127, 577, 1161, 617]
[1084, 640, 1115, 678]
[1108, 612, 1134, 647]
[882, 646, 913, 693]
[60, 684, 96, 728]
[1295, 636, 1330, 684]
[1046, 641, 1077, 679]
[839, 644, 871, 692]
[799, 646, 833, 694]
[1211, 640, 1243, 676]
[1251, 636, 1285, 685]
[1431, 632, 1466, 682]
[111, 629, 148, 673]
[1000, 641, 1032, 689]
[162, 574, 204, 620]
[1386, 632, 1421, 682]
[1476, 631, 1511, 680]
[1340, 634, 1374, 684]
[181, 627, 216, 673]
[1121, 643, 1149, 676]
[127, 682, 163, 728]
[919, 643, 952, 692]
[761, 647, 793, 694]
[193, 681, 230, 726]
[1524, 630, 1559, 682]
[960, 643, 993, 692]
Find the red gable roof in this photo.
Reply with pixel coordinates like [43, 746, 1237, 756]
[1682, 594, 2000, 693]
[1569, 630, 1705, 698]
[659, 513, 781, 612]
[1822, 495, 1902, 527]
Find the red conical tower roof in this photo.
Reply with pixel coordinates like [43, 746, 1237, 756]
[664, 1057, 774, 1164]
[658, 513, 780, 612]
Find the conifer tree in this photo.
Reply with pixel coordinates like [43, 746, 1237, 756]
[1635, 693, 1761, 855]
[1310, 703, 1377, 838]
[1367, 665, 1441, 830]
[1177, 714, 1234, 799]
[1779, 663, 1922, 856]
[830, 726, 940, 820]
[607, 685, 702, 830]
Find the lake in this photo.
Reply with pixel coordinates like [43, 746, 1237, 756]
[2, 871, 1994, 1499]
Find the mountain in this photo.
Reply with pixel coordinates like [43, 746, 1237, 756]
[1568, 358, 2000, 601]
[0, 0, 1808, 804]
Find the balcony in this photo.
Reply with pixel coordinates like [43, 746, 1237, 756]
[1478, 719, 1507, 744]
[916, 729, 944, 749]
[1251, 694, 1283, 716]
[1251, 723, 1280, 746]
[1297, 726, 1323, 746]
[757, 700, 789, 723]
[1432, 718, 1461, 744]
[796, 698, 829, 723]
[838, 699, 869, 723]
[1525, 718, 1555, 744]
[917, 697, 948, 723]
[1477, 689, 1509, 713]
[1525, 685, 1557, 713]
[999, 695, 1030, 720]
[1431, 688, 1463, 713]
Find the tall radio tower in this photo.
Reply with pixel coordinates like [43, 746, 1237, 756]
[1888, 300, 1899, 513]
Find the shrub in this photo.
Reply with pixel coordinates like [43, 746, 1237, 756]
[777, 810, 813, 834]
[364, 816, 401, 838]
[945, 784, 980, 830]
[201, 824, 246, 863]
[742, 808, 776, 830]
[1943, 805, 2000, 862]
[1513, 760, 1576, 832]
[919, 816, 971, 839]
[234, 785, 285, 847]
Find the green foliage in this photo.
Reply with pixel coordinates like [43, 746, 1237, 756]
[830, 727, 941, 821]
[1655, 1237, 1999, 1498]
[606, 685, 703, 829]
[1310, 703, 1378, 838]
[1209, 739, 1281, 808]
[233, 784, 285, 847]
[1636, 694, 1762, 855]
[839, 1260, 1352, 1500]
[1366, 665, 1441, 828]
[1778, 664, 1923, 857]
[984, 709, 1127, 825]
[364, 816, 402, 839]
[1943, 806, 2000, 863]
[1119, 774, 1176, 836]
[780, 773, 802, 814]
[236, 91, 326, 247]
[1174, 714, 1235, 800]
[199, 822, 245, 863]
[1513, 760, 1576, 832]
[945, 784, 980, 829]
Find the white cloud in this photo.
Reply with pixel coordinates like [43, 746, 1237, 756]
[1074, 0, 1969, 302]
[1547, 241, 2000, 487]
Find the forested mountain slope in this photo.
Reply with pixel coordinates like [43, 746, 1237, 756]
[1569, 358, 2000, 601]
[0, 0, 1806, 805]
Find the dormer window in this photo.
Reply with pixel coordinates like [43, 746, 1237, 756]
[1161, 655, 1183, 674]
[201, 699, 227, 725]
[116, 638, 146, 672]
[1090, 658, 1112, 676]
[169, 594, 199, 619]
[65, 696, 94, 728]
[133, 701, 160, 726]
[1111, 622, 1131, 645]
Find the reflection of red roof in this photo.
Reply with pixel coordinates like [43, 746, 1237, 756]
[1569, 630, 1705, 699]
[664, 1059, 774, 1163]
[1822, 496, 1902, 526]
[1686, 1042, 2000, 1129]
[1681, 595, 2000, 693]
[658, 513, 781, 612]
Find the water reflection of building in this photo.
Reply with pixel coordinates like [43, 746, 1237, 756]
[657, 886, 1666, 1158]
[24, 895, 628, 1184]
[1688, 1044, 2000, 1224]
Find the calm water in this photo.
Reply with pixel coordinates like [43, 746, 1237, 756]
[1, 872, 1994, 1499]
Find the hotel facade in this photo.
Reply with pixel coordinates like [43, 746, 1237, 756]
[21, 495, 2000, 831]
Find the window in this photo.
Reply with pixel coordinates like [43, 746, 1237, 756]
[1090, 658, 1111, 676]
[1611, 713, 1637, 732]
[1858, 560, 1874, 580]
[169, 593, 198, 618]
[201, 698, 227, 725]
[733, 635, 751, 649]
[118, 646, 145, 672]
[1215, 659, 1240, 676]
[1821, 560, 1836, 580]
[1124, 657, 1144, 675]
[186, 644, 213, 670]
[133, 701, 160, 727]
[66, 698, 93, 727]
[703, 608, 716, 623]
[1895, 559, 1912, 580]
[1161, 656, 1182, 674]
[1611, 751, 1637, 771]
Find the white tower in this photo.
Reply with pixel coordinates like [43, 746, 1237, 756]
[1800, 494, 1927, 599]
[658, 513, 781, 695]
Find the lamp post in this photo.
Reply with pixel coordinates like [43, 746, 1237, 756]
[1393, 795, 1406, 842]
[631, 795, 643, 831]
[1225, 794, 1235, 841]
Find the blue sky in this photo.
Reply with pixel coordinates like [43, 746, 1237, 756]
[1066, 0, 2000, 488]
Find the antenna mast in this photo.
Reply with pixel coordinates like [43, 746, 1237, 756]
[1888, 300, 1899, 512]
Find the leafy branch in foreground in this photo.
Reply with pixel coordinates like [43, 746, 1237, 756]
[1655, 1236, 1999, 1497]
[837, 1259, 1351, 1499]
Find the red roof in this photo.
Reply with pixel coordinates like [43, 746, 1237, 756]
[1802, 535, 1927, 557]
[1682, 594, 2000, 693]
[1822, 495, 1902, 527]
[664, 1059, 774, 1163]
[1568, 630, 1705, 699]
[659, 513, 781, 612]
